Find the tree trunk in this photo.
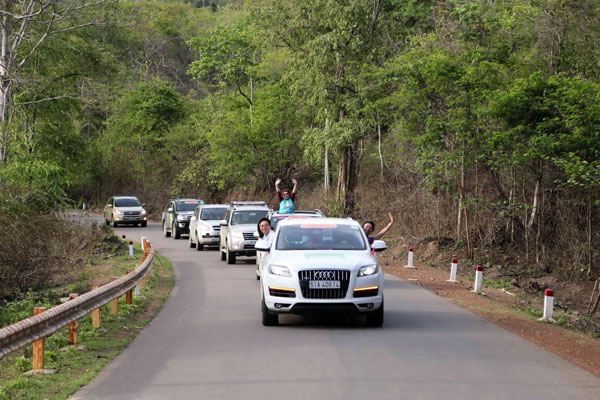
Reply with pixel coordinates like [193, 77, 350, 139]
[336, 144, 358, 214]
[0, 15, 11, 164]
[324, 146, 330, 193]
[588, 191, 594, 279]
[377, 119, 384, 185]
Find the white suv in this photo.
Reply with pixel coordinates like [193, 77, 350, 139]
[189, 204, 228, 250]
[219, 201, 271, 264]
[103, 196, 148, 227]
[256, 217, 386, 326]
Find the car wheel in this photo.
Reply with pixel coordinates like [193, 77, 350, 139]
[141, 221, 147, 227]
[262, 297, 278, 326]
[226, 245, 236, 264]
[163, 221, 171, 237]
[196, 243, 203, 251]
[220, 247, 226, 260]
[112, 219, 118, 228]
[366, 299, 384, 327]
[134, 223, 139, 227]
[173, 223, 181, 239]
[105, 219, 110, 225]
[189, 235, 196, 248]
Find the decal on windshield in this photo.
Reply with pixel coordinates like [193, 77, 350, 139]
[300, 224, 337, 229]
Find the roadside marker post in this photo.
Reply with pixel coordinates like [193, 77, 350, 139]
[121, 234, 126, 243]
[472, 265, 483, 294]
[32, 307, 46, 370]
[91, 285, 101, 328]
[129, 240, 134, 258]
[68, 293, 79, 345]
[404, 247, 417, 269]
[538, 289, 557, 323]
[447, 258, 458, 283]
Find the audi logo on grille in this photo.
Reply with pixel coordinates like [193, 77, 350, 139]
[313, 271, 335, 279]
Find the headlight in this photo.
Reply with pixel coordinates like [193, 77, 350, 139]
[358, 264, 378, 277]
[268, 265, 291, 277]
[177, 215, 187, 221]
[114, 210, 123, 215]
[232, 231, 244, 239]
[141, 209, 147, 215]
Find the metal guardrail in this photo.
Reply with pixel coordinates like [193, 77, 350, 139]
[0, 242, 154, 360]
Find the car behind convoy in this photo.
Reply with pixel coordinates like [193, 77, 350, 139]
[256, 218, 387, 327]
[103, 196, 148, 227]
[189, 204, 228, 250]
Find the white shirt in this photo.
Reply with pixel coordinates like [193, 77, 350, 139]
[264, 230, 275, 247]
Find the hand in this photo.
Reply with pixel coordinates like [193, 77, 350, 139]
[388, 213, 394, 225]
[291, 178, 297, 185]
[275, 178, 281, 186]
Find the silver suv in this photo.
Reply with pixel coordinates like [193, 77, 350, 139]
[103, 196, 148, 227]
[219, 201, 271, 264]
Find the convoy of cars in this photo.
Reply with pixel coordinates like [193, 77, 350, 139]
[105, 195, 387, 326]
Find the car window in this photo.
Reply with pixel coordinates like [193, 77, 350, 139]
[231, 210, 269, 225]
[276, 224, 366, 251]
[176, 201, 202, 211]
[114, 198, 141, 207]
[201, 208, 227, 220]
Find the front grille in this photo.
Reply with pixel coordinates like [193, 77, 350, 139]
[243, 244, 255, 250]
[243, 232, 255, 240]
[124, 211, 140, 216]
[299, 270, 350, 299]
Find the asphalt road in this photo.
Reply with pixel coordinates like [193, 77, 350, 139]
[71, 219, 600, 400]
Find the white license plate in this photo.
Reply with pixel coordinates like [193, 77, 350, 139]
[309, 280, 340, 289]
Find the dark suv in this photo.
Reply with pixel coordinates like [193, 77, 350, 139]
[162, 199, 204, 239]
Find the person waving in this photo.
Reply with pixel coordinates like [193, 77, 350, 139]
[275, 178, 297, 213]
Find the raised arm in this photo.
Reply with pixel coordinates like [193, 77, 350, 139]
[372, 213, 394, 240]
[291, 178, 298, 194]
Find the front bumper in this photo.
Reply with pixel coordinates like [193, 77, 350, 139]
[262, 271, 383, 314]
[198, 233, 220, 245]
[229, 238, 257, 256]
[114, 215, 147, 223]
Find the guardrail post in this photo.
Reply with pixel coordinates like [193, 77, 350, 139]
[91, 285, 101, 328]
[110, 278, 119, 315]
[125, 271, 133, 304]
[68, 294, 79, 345]
[32, 307, 46, 369]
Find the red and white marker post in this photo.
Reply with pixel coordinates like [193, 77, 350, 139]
[538, 289, 557, 323]
[121, 234, 127, 243]
[447, 258, 458, 283]
[129, 240, 134, 258]
[141, 236, 147, 252]
[472, 265, 483, 294]
[404, 247, 416, 269]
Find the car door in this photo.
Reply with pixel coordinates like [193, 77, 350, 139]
[105, 198, 114, 221]
[220, 209, 231, 251]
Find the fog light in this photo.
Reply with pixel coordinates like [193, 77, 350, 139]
[178, 223, 185, 228]
[367, 303, 374, 309]
[275, 303, 282, 309]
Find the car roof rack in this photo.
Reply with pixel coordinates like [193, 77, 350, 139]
[231, 201, 267, 206]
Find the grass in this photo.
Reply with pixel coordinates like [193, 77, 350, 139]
[0, 241, 174, 400]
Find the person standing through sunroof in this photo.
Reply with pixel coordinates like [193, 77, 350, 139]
[275, 178, 297, 213]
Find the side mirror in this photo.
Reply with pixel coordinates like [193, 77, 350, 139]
[253, 231, 260, 239]
[219, 219, 227, 226]
[107, 204, 113, 208]
[255, 239, 270, 252]
[190, 216, 197, 222]
[142, 203, 147, 208]
[372, 240, 387, 252]
[167, 207, 174, 213]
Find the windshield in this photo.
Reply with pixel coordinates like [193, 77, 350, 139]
[201, 208, 227, 220]
[276, 224, 366, 251]
[271, 215, 321, 229]
[176, 201, 203, 211]
[114, 198, 141, 207]
[231, 210, 269, 225]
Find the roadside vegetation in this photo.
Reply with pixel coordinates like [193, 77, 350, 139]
[0, 228, 174, 400]
[1, 0, 599, 342]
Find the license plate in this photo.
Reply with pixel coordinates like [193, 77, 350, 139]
[309, 280, 340, 289]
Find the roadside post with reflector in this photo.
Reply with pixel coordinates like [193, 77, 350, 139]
[538, 289, 557, 323]
[129, 240, 134, 258]
[404, 247, 416, 269]
[447, 258, 458, 283]
[472, 265, 483, 294]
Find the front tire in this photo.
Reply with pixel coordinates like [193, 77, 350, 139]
[172, 223, 181, 239]
[196, 243, 204, 251]
[163, 221, 171, 237]
[262, 297, 278, 326]
[141, 221, 147, 227]
[112, 219, 118, 228]
[226, 245, 236, 264]
[366, 300, 384, 327]
[189, 235, 196, 248]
